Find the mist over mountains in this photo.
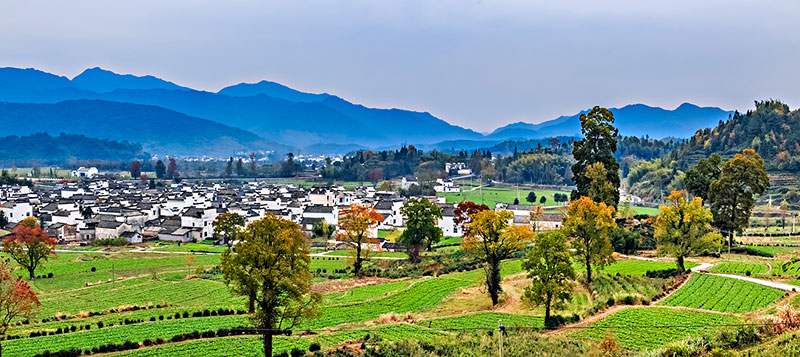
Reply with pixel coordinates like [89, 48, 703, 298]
[0, 67, 732, 157]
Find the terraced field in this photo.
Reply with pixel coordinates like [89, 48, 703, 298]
[418, 312, 543, 330]
[709, 262, 770, 276]
[576, 307, 741, 350]
[574, 259, 698, 276]
[114, 324, 447, 357]
[659, 274, 786, 313]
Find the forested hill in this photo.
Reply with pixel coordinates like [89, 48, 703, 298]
[671, 100, 800, 172]
[0, 133, 147, 165]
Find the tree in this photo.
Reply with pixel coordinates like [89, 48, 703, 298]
[708, 149, 770, 246]
[655, 190, 723, 272]
[225, 157, 233, 177]
[2, 218, 57, 280]
[522, 230, 575, 324]
[250, 152, 257, 176]
[130, 160, 141, 179]
[398, 198, 443, 262]
[367, 169, 383, 184]
[586, 162, 617, 208]
[236, 158, 245, 176]
[167, 157, 178, 179]
[219, 214, 320, 357]
[526, 191, 537, 203]
[462, 210, 534, 305]
[453, 201, 489, 235]
[212, 213, 246, 248]
[539, 196, 547, 204]
[149, 178, 156, 189]
[80, 206, 93, 220]
[0, 258, 40, 356]
[155, 160, 166, 179]
[529, 205, 544, 232]
[0, 212, 7, 230]
[571, 106, 620, 207]
[562, 196, 616, 284]
[311, 219, 335, 239]
[139, 173, 149, 185]
[337, 204, 383, 277]
[684, 154, 722, 200]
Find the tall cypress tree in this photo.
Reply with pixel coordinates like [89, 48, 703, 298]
[570, 106, 620, 207]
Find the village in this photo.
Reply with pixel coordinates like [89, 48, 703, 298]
[0, 168, 564, 251]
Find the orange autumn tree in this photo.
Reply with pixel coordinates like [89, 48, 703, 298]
[2, 217, 57, 280]
[0, 258, 40, 356]
[337, 204, 383, 277]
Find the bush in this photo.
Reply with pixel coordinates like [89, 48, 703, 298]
[309, 342, 321, 352]
[91, 267, 96, 272]
[646, 269, 681, 279]
[48, 272, 54, 278]
[290, 348, 305, 357]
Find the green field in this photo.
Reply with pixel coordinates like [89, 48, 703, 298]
[709, 262, 770, 276]
[658, 274, 786, 313]
[574, 259, 697, 276]
[418, 312, 543, 330]
[576, 307, 741, 350]
[438, 186, 569, 208]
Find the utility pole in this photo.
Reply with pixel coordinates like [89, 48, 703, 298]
[498, 319, 504, 357]
[112, 262, 115, 289]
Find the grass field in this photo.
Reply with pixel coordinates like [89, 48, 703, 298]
[575, 307, 741, 350]
[658, 274, 786, 313]
[438, 186, 569, 208]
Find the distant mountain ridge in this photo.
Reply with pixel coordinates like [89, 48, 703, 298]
[489, 103, 732, 140]
[0, 66, 733, 156]
[0, 100, 287, 156]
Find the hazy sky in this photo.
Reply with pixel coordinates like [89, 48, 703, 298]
[2, 0, 799, 132]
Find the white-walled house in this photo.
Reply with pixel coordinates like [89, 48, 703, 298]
[0, 200, 33, 223]
[437, 204, 461, 237]
[71, 167, 98, 178]
[180, 207, 217, 240]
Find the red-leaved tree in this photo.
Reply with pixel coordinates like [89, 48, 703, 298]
[2, 218, 57, 280]
[453, 201, 489, 235]
[0, 258, 40, 355]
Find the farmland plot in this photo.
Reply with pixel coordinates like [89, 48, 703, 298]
[576, 307, 741, 350]
[658, 274, 785, 313]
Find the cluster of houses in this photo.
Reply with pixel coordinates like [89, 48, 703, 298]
[0, 178, 561, 251]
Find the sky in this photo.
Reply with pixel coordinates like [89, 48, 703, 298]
[2, 0, 799, 132]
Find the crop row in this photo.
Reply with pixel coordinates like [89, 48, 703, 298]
[4, 316, 249, 356]
[708, 262, 769, 275]
[575, 307, 741, 350]
[418, 312, 543, 330]
[659, 274, 785, 313]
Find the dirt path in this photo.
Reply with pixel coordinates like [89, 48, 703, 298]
[708, 273, 798, 291]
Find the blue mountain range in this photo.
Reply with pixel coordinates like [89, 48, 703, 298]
[0, 67, 732, 156]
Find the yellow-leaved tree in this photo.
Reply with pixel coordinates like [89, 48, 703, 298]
[655, 190, 723, 272]
[462, 210, 534, 305]
[562, 196, 616, 285]
[220, 213, 320, 357]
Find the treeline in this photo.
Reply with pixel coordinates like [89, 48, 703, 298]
[625, 100, 800, 200]
[0, 133, 147, 166]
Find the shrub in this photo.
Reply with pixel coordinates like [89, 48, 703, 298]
[290, 348, 305, 357]
[309, 342, 321, 352]
[91, 266, 96, 272]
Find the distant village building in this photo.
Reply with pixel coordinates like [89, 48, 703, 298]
[71, 167, 99, 178]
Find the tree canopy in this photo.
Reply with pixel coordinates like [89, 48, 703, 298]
[463, 210, 534, 305]
[522, 230, 575, 324]
[219, 214, 320, 357]
[337, 204, 383, 277]
[2, 218, 57, 280]
[708, 149, 770, 244]
[398, 198, 443, 263]
[571, 106, 621, 207]
[562, 196, 616, 284]
[655, 190, 723, 272]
